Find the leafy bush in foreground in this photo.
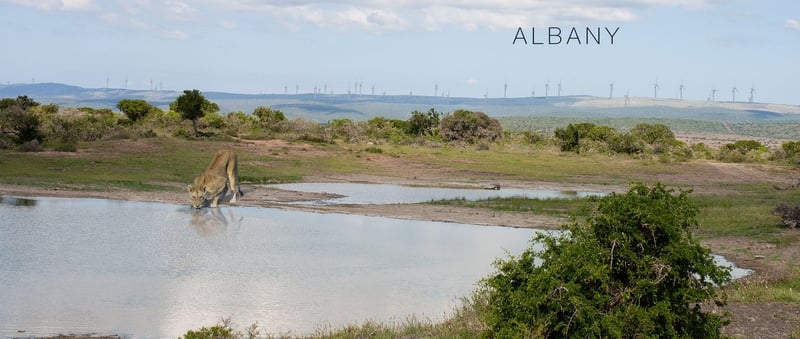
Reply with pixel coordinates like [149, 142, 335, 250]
[480, 182, 730, 338]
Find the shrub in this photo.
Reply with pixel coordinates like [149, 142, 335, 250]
[407, 108, 441, 136]
[326, 118, 362, 142]
[18, 139, 43, 152]
[520, 130, 544, 145]
[629, 123, 676, 145]
[719, 140, 767, 163]
[0, 105, 41, 144]
[364, 146, 383, 154]
[773, 203, 800, 229]
[782, 141, 800, 159]
[116, 99, 156, 122]
[608, 132, 645, 155]
[480, 182, 730, 338]
[723, 139, 765, 153]
[253, 105, 286, 130]
[439, 109, 502, 143]
[553, 123, 595, 152]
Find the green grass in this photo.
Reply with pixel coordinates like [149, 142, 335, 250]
[0, 137, 378, 190]
[729, 269, 800, 304]
[692, 184, 800, 241]
[379, 143, 687, 185]
[430, 196, 587, 219]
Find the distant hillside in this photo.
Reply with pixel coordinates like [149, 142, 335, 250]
[2, 82, 799, 123]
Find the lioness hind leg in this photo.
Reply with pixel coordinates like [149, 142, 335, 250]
[227, 152, 242, 203]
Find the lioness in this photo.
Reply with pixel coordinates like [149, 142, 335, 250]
[188, 150, 243, 208]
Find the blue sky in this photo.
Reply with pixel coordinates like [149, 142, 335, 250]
[1, 0, 799, 104]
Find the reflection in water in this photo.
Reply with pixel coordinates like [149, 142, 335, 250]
[0, 197, 541, 337]
[0, 196, 38, 207]
[189, 207, 243, 236]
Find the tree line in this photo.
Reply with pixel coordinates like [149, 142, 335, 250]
[2, 90, 800, 166]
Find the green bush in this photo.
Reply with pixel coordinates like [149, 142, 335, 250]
[407, 108, 441, 136]
[439, 109, 502, 143]
[116, 99, 157, 122]
[629, 123, 676, 145]
[719, 140, 767, 163]
[253, 105, 286, 130]
[0, 98, 42, 144]
[553, 123, 595, 152]
[480, 182, 730, 338]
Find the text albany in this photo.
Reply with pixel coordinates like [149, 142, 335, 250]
[513, 27, 620, 45]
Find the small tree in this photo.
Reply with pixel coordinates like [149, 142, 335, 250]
[116, 99, 156, 122]
[0, 96, 42, 145]
[481, 182, 730, 338]
[253, 105, 286, 129]
[407, 108, 440, 136]
[553, 123, 595, 152]
[439, 109, 502, 143]
[170, 89, 218, 136]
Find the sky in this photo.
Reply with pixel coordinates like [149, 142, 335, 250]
[1, 0, 799, 105]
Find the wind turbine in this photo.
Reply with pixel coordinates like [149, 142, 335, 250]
[545, 82, 550, 98]
[749, 83, 756, 103]
[711, 88, 717, 102]
[609, 83, 614, 99]
[435, 83, 438, 97]
[624, 90, 630, 107]
[653, 79, 659, 99]
[557, 81, 562, 96]
[732, 83, 738, 103]
[504, 81, 508, 98]
[679, 81, 685, 101]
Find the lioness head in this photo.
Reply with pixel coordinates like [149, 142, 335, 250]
[187, 183, 205, 209]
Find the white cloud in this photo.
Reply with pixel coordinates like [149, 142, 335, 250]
[466, 78, 479, 86]
[0, 0, 718, 34]
[2, 0, 93, 11]
[217, 0, 695, 32]
[786, 19, 800, 31]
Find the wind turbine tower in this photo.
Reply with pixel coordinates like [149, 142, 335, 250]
[545, 82, 550, 98]
[653, 79, 659, 99]
[711, 88, 717, 102]
[624, 90, 630, 107]
[435, 83, 438, 97]
[504, 81, 508, 98]
[749, 84, 756, 103]
[557, 81, 562, 96]
[609, 83, 614, 99]
[732, 83, 738, 103]
[679, 82, 685, 101]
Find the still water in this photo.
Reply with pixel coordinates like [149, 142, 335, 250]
[267, 182, 602, 205]
[0, 195, 751, 338]
[0, 196, 540, 338]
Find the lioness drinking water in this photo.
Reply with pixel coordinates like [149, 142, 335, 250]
[188, 149, 243, 208]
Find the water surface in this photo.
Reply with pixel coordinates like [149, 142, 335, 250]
[268, 182, 601, 205]
[0, 196, 751, 338]
[0, 196, 539, 338]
